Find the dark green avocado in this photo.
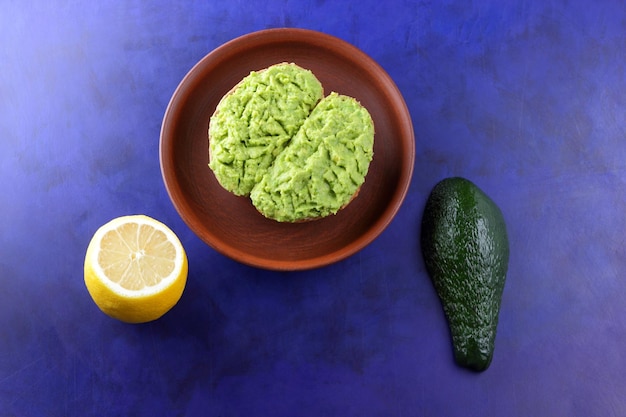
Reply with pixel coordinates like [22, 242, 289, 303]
[421, 177, 509, 372]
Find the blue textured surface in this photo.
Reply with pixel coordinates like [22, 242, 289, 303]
[2, 1, 626, 415]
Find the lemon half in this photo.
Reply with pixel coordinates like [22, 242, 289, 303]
[84, 215, 188, 323]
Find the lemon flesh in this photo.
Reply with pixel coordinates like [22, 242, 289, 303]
[84, 215, 188, 323]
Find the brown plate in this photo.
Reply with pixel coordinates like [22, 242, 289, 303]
[160, 28, 415, 270]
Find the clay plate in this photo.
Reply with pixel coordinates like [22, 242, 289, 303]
[160, 28, 414, 270]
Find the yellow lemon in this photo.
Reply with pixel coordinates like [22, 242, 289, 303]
[84, 215, 188, 323]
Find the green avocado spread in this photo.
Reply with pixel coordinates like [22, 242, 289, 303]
[209, 63, 324, 196]
[208, 63, 374, 222]
[250, 93, 374, 222]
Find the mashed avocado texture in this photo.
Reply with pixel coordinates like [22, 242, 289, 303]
[209, 63, 324, 195]
[208, 63, 375, 222]
[250, 93, 374, 222]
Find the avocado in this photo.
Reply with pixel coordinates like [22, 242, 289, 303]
[209, 63, 324, 196]
[208, 63, 375, 222]
[250, 92, 374, 222]
[421, 177, 509, 372]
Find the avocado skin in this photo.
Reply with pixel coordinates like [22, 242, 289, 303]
[421, 177, 509, 372]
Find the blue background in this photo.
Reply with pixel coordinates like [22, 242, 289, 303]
[2, 0, 626, 416]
